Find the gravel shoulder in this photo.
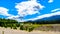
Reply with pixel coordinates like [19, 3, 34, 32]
[0, 27, 60, 34]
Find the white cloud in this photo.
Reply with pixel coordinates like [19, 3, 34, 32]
[7, 15, 19, 19]
[6, 15, 26, 22]
[7, 11, 60, 22]
[28, 0, 36, 1]
[51, 8, 60, 12]
[6, 0, 59, 22]
[26, 8, 60, 21]
[48, 0, 53, 3]
[27, 11, 60, 21]
[6, 0, 45, 22]
[15, 0, 44, 17]
[0, 7, 12, 16]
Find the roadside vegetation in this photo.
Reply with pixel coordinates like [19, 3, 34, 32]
[0, 18, 60, 32]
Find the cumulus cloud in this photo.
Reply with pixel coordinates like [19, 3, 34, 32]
[48, 0, 53, 3]
[15, 0, 44, 17]
[6, 0, 57, 22]
[0, 7, 12, 16]
[7, 11, 60, 22]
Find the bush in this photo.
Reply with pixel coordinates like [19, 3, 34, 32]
[13, 26, 17, 29]
[20, 25, 24, 30]
[28, 27, 34, 32]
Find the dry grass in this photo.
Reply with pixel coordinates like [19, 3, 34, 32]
[0, 24, 60, 34]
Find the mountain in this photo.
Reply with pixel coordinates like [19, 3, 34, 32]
[27, 15, 60, 24]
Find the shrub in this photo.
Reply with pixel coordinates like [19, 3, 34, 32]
[20, 25, 24, 30]
[28, 27, 34, 32]
[13, 26, 17, 29]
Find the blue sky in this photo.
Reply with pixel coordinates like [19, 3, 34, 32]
[0, 0, 60, 22]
